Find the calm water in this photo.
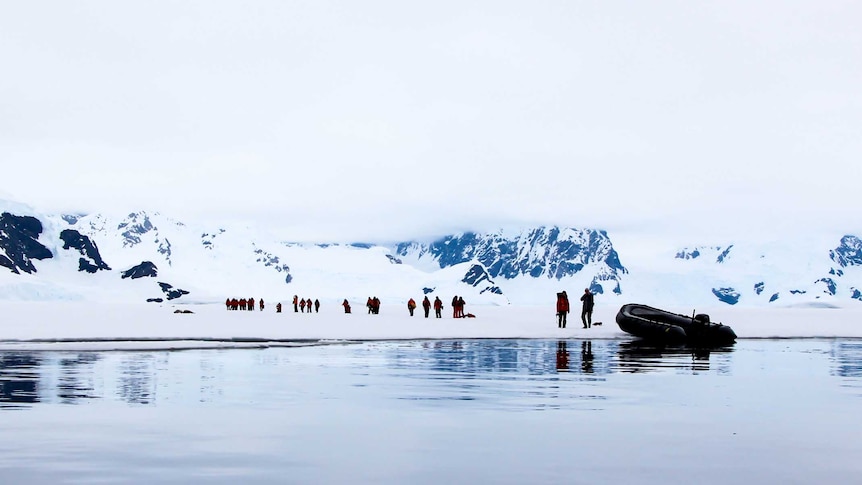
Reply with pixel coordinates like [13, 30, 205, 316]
[1, 339, 861, 484]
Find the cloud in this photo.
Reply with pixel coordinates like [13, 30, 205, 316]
[2, 1, 861, 242]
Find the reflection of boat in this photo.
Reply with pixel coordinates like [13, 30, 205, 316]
[615, 340, 734, 373]
[615, 303, 737, 345]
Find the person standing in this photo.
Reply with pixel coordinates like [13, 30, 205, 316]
[556, 291, 570, 328]
[433, 297, 443, 318]
[314, 299, 320, 313]
[451, 296, 459, 318]
[293, 295, 299, 313]
[259, 298, 265, 311]
[457, 296, 466, 318]
[407, 298, 416, 316]
[276, 302, 282, 313]
[580, 288, 594, 328]
[299, 298, 306, 313]
[422, 296, 431, 318]
[342, 299, 351, 313]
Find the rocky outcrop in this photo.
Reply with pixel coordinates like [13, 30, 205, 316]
[158, 282, 189, 300]
[59, 229, 111, 273]
[121, 261, 158, 279]
[0, 212, 53, 274]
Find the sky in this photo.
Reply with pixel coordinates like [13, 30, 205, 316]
[2, 1, 861, 243]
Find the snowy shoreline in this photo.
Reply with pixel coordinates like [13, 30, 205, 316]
[2, 301, 862, 351]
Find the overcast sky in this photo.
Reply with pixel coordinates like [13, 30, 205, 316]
[2, 1, 860, 243]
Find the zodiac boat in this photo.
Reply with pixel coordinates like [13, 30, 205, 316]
[615, 303, 737, 345]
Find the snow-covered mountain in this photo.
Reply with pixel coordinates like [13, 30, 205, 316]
[3, 197, 862, 308]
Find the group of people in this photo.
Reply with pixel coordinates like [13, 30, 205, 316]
[225, 297, 264, 311]
[366, 297, 381, 314]
[293, 295, 320, 313]
[404, 296, 462, 318]
[223, 295, 470, 318]
[405, 296, 441, 318]
[555, 288, 595, 329]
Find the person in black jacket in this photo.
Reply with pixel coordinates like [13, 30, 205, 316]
[580, 288, 594, 328]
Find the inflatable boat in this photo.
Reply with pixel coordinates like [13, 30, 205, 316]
[615, 303, 737, 345]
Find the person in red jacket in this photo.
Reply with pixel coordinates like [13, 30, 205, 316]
[299, 298, 306, 313]
[433, 297, 443, 318]
[407, 298, 416, 316]
[422, 296, 431, 318]
[342, 299, 351, 313]
[556, 291, 570, 328]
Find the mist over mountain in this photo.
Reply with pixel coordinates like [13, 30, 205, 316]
[2, 197, 861, 308]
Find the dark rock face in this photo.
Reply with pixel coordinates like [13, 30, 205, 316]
[121, 261, 158, 279]
[461, 264, 503, 295]
[59, 229, 111, 273]
[829, 235, 862, 268]
[0, 212, 54, 274]
[253, 247, 292, 284]
[769, 293, 780, 302]
[712, 287, 740, 305]
[816, 277, 837, 296]
[395, 227, 627, 284]
[675, 248, 701, 259]
[754, 282, 765, 295]
[716, 245, 733, 263]
[117, 212, 154, 247]
[675, 245, 732, 263]
[158, 282, 189, 300]
[146, 298, 164, 303]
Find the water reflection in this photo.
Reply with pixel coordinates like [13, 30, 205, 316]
[0, 354, 40, 408]
[4, 339, 862, 409]
[58, 353, 99, 403]
[555, 341, 569, 371]
[615, 341, 734, 374]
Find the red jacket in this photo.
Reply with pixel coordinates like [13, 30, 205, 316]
[556, 292, 570, 313]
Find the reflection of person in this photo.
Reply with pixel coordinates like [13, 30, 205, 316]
[580, 288, 594, 328]
[556, 291, 570, 328]
[581, 341, 594, 373]
[556, 341, 569, 371]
